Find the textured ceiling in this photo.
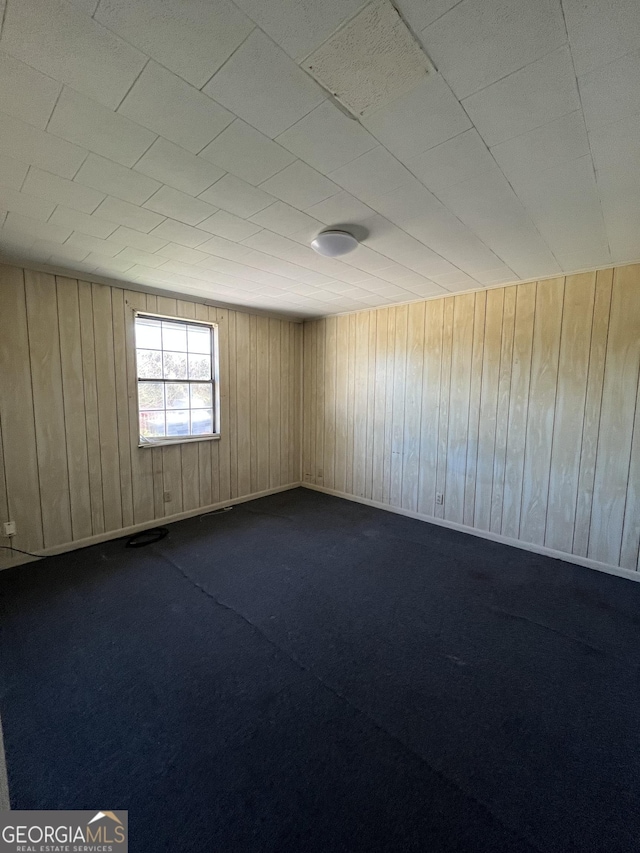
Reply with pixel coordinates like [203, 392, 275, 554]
[0, 0, 638, 318]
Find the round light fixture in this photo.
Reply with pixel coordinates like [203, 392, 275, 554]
[311, 230, 359, 257]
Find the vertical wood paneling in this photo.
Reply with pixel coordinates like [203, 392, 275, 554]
[417, 299, 443, 517]
[315, 319, 325, 486]
[435, 299, 454, 520]
[56, 277, 92, 542]
[353, 312, 369, 497]
[323, 316, 337, 490]
[444, 294, 474, 524]
[463, 291, 486, 526]
[474, 288, 503, 531]
[111, 287, 134, 528]
[573, 269, 613, 556]
[0, 266, 43, 556]
[25, 271, 72, 547]
[401, 301, 425, 511]
[501, 282, 535, 539]
[519, 279, 564, 545]
[0, 264, 302, 563]
[589, 266, 640, 564]
[490, 286, 516, 534]
[303, 263, 640, 573]
[545, 273, 595, 552]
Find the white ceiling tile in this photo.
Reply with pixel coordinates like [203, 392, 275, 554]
[305, 191, 374, 226]
[276, 101, 377, 174]
[198, 209, 263, 242]
[143, 185, 218, 226]
[511, 156, 610, 263]
[95, 0, 254, 89]
[156, 242, 209, 266]
[115, 245, 167, 268]
[394, 0, 462, 32]
[0, 186, 55, 220]
[232, 0, 366, 61]
[588, 113, 640, 177]
[436, 169, 561, 277]
[93, 196, 165, 232]
[422, 0, 566, 99]
[65, 231, 123, 257]
[49, 206, 119, 239]
[249, 201, 321, 240]
[82, 252, 135, 273]
[34, 239, 90, 264]
[579, 50, 640, 130]
[3, 211, 71, 243]
[462, 47, 580, 146]
[362, 75, 471, 161]
[0, 112, 87, 179]
[303, 0, 431, 119]
[148, 218, 212, 248]
[0, 0, 146, 109]
[362, 216, 458, 276]
[22, 167, 104, 214]
[74, 154, 160, 205]
[0, 154, 28, 190]
[199, 118, 295, 186]
[106, 225, 169, 254]
[408, 129, 498, 192]
[490, 111, 589, 182]
[597, 170, 640, 263]
[330, 147, 414, 201]
[118, 62, 233, 155]
[202, 29, 325, 138]
[48, 88, 156, 168]
[563, 0, 640, 76]
[199, 174, 274, 217]
[260, 160, 340, 209]
[0, 50, 61, 129]
[133, 138, 225, 197]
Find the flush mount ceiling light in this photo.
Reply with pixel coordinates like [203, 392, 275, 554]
[311, 230, 359, 257]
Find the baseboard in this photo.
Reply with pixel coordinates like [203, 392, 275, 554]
[301, 483, 640, 584]
[0, 483, 302, 570]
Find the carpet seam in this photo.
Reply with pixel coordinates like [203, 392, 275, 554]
[156, 547, 544, 853]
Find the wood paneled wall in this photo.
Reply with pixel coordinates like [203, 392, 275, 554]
[303, 265, 640, 573]
[0, 264, 302, 567]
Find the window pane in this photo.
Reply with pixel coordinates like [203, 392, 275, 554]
[166, 409, 189, 436]
[135, 317, 161, 349]
[165, 382, 189, 409]
[191, 409, 213, 435]
[188, 326, 210, 354]
[140, 410, 165, 437]
[137, 349, 163, 379]
[162, 322, 187, 352]
[190, 383, 212, 408]
[138, 381, 164, 410]
[163, 351, 187, 379]
[188, 353, 211, 380]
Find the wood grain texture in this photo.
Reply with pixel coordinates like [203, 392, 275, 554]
[303, 265, 640, 573]
[0, 264, 302, 567]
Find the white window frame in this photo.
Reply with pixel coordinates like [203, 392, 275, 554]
[134, 310, 221, 448]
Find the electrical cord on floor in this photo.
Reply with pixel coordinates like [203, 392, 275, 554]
[0, 545, 43, 558]
[199, 506, 233, 521]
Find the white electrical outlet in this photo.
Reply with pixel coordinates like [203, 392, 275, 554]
[3, 521, 16, 536]
[435, 493, 444, 506]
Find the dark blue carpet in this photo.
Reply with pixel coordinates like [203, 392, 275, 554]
[1, 488, 640, 852]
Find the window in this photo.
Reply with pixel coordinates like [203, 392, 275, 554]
[135, 312, 219, 446]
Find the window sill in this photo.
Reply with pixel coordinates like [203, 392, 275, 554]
[138, 434, 221, 448]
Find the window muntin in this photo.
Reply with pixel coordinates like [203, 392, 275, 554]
[135, 313, 219, 445]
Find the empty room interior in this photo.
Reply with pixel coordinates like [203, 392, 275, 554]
[1, 0, 640, 849]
